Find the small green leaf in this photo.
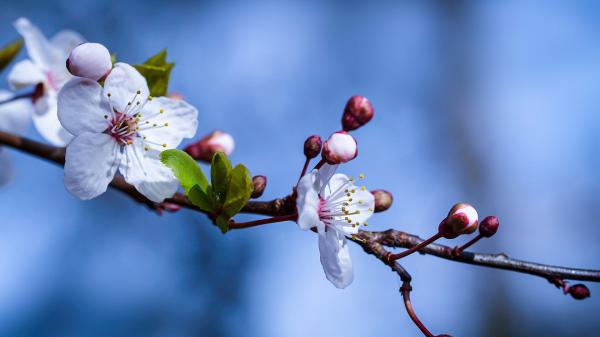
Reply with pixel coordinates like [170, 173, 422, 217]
[160, 149, 208, 193]
[133, 49, 174, 97]
[215, 214, 230, 234]
[110, 53, 117, 65]
[210, 152, 232, 204]
[188, 184, 214, 212]
[223, 164, 253, 217]
[142, 49, 168, 66]
[0, 39, 23, 74]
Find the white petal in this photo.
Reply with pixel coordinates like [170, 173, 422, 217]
[296, 170, 321, 231]
[14, 18, 61, 70]
[120, 143, 179, 202]
[318, 229, 353, 289]
[57, 78, 109, 135]
[51, 29, 85, 55]
[7, 60, 45, 90]
[138, 97, 198, 150]
[32, 96, 73, 146]
[0, 90, 32, 133]
[317, 163, 338, 194]
[104, 63, 149, 113]
[64, 132, 119, 199]
[0, 150, 13, 186]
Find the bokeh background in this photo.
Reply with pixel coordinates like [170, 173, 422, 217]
[1, 0, 600, 336]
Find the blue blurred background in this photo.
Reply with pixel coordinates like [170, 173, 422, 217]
[1, 0, 600, 336]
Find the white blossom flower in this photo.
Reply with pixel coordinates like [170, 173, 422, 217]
[8, 17, 85, 146]
[0, 90, 33, 185]
[296, 164, 375, 288]
[57, 63, 198, 202]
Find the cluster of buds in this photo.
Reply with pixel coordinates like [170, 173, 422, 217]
[185, 130, 235, 162]
[66, 42, 112, 81]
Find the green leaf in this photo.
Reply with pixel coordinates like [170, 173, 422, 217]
[160, 149, 208, 193]
[0, 39, 23, 74]
[110, 53, 117, 65]
[210, 152, 232, 205]
[188, 184, 214, 212]
[215, 214, 230, 234]
[223, 164, 253, 217]
[143, 49, 168, 66]
[133, 49, 174, 97]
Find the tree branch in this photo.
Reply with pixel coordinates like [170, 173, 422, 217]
[2, 129, 599, 285]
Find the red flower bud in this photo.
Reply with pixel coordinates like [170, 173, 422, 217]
[439, 203, 478, 239]
[372, 189, 393, 212]
[342, 95, 374, 131]
[303, 135, 322, 159]
[322, 131, 358, 164]
[184, 130, 235, 162]
[569, 284, 591, 300]
[251, 175, 267, 199]
[479, 216, 499, 238]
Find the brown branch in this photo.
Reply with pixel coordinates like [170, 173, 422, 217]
[2, 129, 600, 285]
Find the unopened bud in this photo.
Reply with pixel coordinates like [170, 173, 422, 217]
[342, 95, 374, 131]
[303, 135, 322, 159]
[322, 131, 358, 164]
[439, 203, 478, 239]
[568, 284, 591, 300]
[372, 190, 393, 212]
[184, 130, 235, 162]
[66, 42, 112, 81]
[479, 216, 499, 238]
[251, 175, 267, 199]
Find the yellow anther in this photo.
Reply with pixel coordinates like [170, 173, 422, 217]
[361, 186, 366, 191]
[349, 177, 354, 181]
[107, 93, 112, 97]
[345, 189, 349, 193]
[164, 123, 169, 126]
[162, 143, 167, 148]
[351, 189, 356, 193]
[364, 222, 369, 227]
[127, 102, 132, 105]
[136, 90, 141, 94]
[144, 146, 149, 151]
[368, 208, 373, 212]
[148, 96, 153, 101]
[348, 198, 353, 202]
[359, 173, 365, 179]
[153, 123, 157, 127]
[159, 109, 164, 114]
[143, 136, 147, 140]
[358, 200, 362, 204]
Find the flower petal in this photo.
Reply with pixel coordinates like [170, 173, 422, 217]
[32, 97, 73, 146]
[120, 142, 179, 202]
[318, 229, 353, 289]
[296, 170, 321, 231]
[57, 77, 110, 136]
[0, 90, 32, 133]
[104, 63, 149, 113]
[317, 163, 338, 194]
[64, 132, 119, 199]
[138, 97, 198, 150]
[50, 29, 85, 56]
[14, 17, 61, 70]
[7, 60, 45, 90]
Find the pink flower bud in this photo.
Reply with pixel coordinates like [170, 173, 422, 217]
[439, 203, 478, 239]
[568, 284, 591, 300]
[251, 175, 267, 198]
[66, 43, 112, 81]
[184, 130, 235, 162]
[479, 216, 499, 238]
[372, 189, 393, 212]
[342, 95, 374, 131]
[303, 135, 322, 159]
[321, 131, 358, 164]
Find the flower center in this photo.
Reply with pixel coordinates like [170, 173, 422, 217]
[317, 174, 372, 229]
[107, 112, 137, 145]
